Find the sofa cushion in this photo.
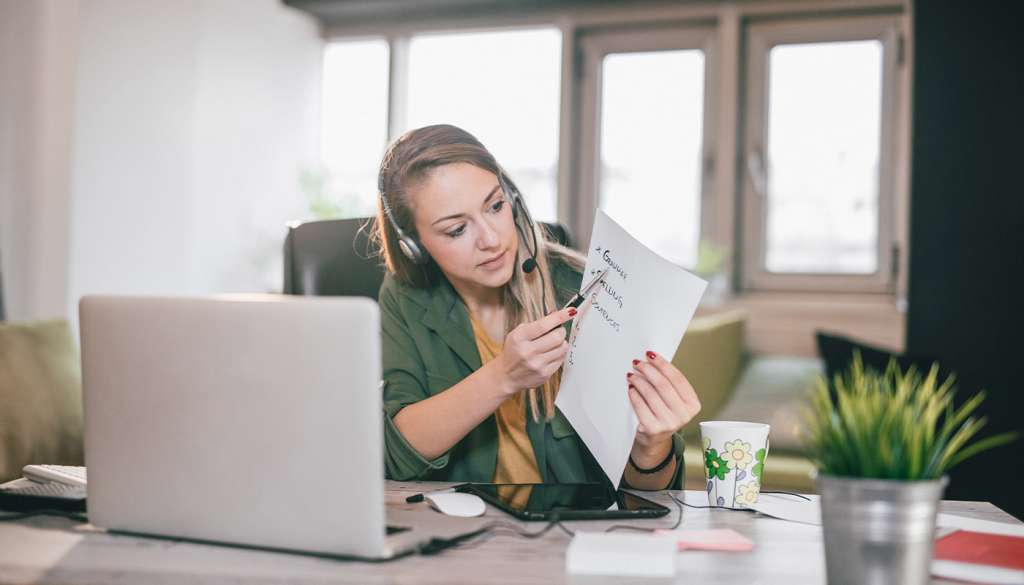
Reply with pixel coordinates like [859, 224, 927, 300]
[671, 310, 746, 441]
[0, 320, 84, 482]
[710, 355, 823, 453]
[816, 331, 946, 388]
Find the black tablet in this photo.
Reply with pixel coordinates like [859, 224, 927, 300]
[460, 482, 670, 521]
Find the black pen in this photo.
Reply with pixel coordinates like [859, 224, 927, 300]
[562, 267, 610, 311]
[405, 483, 471, 503]
[545, 267, 610, 335]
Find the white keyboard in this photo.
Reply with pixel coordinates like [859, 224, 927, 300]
[22, 465, 87, 487]
[0, 477, 86, 499]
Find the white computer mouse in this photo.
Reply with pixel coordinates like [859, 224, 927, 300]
[424, 492, 486, 517]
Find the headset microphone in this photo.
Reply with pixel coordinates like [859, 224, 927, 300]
[521, 257, 537, 274]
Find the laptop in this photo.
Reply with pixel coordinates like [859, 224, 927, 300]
[79, 294, 485, 560]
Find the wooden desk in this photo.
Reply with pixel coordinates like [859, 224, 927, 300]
[0, 481, 1018, 584]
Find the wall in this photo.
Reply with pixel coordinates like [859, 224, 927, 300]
[1, 0, 322, 327]
[0, 0, 80, 322]
[67, 0, 322, 331]
[907, 0, 1024, 519]
[189, 0, 322, 295]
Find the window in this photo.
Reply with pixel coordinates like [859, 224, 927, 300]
[576, 27, 713, 268]
[320, 28, 562, 222]
[742, 17, 902, 292]
[318, 5, 909, 298]
[320, 39, 390, 218]
[404, 28, 562, 222]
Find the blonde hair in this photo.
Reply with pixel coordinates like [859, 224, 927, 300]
[370, 124, 583, 421]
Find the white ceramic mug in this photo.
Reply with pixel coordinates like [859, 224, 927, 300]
[699, 421, 770, 508]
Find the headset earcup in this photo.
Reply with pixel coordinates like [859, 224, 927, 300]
[398, 237, 429, 265]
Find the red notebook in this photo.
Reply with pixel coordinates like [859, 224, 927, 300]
[934, 530, 1024, 571]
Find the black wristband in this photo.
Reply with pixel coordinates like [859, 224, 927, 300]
[628, 440, 676, 474]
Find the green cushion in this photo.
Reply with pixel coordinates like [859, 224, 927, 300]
[671, 310, 746, 441]
[0, 320, 84, 482]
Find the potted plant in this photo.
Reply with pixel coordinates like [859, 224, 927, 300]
[803, 354, 1018, 585]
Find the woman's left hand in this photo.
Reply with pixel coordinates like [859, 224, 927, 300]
[627, 350, 701, 450]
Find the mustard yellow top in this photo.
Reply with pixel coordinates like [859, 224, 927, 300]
[468, 315, 543, 485]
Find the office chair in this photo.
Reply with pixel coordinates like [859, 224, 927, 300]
[282, 217, 574, 299]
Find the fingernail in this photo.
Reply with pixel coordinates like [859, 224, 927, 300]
[646, 351, 656, 360]
[628, 385, 635, 391]
[626, 372, 633, 379]
[632, 359, 640, 366]
[568, 308, 577, 317]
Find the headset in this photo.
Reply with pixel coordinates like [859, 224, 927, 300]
[378, 164, 550, 313]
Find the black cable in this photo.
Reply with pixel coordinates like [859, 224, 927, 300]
[671, 495, 756, 512]
[760, 490, 812, 501]
[442, 518, 564, 552]
[510, 187, 549, 315]
[668, 489, 811, 511]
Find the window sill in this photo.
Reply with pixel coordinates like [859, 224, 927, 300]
[696, 291, 905, 358]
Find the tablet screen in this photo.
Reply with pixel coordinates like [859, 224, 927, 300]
[462, 483, 669, 520]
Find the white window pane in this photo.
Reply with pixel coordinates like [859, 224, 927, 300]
[321, 39, 389, 218]
[406, 28, 561, 222]
[765, 40, 882, 274]
[599, 50, 705, 268]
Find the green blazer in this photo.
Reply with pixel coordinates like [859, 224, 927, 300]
[379, 258, 686, 489]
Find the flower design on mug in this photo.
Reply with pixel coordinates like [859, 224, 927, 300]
[752, 448, 767, 484]
[736, 482, 760, 507]
[722, 439, 754, 471]
[704, 448, 730, 481]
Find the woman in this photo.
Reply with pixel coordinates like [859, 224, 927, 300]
[372, 124, 701, 491]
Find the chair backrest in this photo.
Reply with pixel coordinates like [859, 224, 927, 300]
[282, 217, 574, 299]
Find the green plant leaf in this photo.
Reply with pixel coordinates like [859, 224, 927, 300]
[802, 354, 1019, 479]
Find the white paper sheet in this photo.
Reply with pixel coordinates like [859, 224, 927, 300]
[936, 513, 1024, 538]
[556, 210, 707, 484]
[744, 496, 1024, 538]
[749, 493, 823, 525]
[565, 532, 677, 577]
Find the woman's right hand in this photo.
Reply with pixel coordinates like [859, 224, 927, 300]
[494, 307, 576, 396]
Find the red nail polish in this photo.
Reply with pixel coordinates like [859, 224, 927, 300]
[632, 359, 640, 366]
[646, 351, 656, 360]
[568, 308, 577, 317]
[628, 385, 635, 391]
[626, 372, 633, 378]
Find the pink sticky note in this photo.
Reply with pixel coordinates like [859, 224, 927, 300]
[655, 529, 755, 552]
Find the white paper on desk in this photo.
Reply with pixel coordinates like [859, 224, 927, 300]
[746, 498, 1024, 535]
[556, 210, 707, 484]
[937, 513, 1024, 538]
[749, 494, 822, 525]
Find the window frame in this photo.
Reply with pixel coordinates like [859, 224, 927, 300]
[740, 14, 904, 293]
[573, 25, 718, 260]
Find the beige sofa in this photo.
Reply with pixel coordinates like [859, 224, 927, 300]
[0, 313, 819, 494]
[0, 320, 84, 483]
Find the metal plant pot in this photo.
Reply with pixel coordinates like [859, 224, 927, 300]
[817, 474, 948, 585]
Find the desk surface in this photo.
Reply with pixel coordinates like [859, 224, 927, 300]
[0, 481, 1019, 585]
